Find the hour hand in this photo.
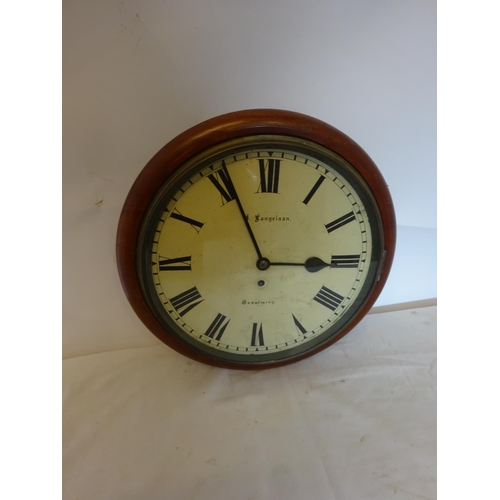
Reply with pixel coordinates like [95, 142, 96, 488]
[304, 257, 330, 273]
[269, 255, 360, 273]
[267, 257, 328, 272]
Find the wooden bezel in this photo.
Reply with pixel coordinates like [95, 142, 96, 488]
[116, 109, 396, 369]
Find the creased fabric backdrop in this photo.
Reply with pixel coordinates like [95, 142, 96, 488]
[63, 306, 436, 500]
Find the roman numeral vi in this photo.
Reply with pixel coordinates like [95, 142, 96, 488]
[251, 323, 265, 346]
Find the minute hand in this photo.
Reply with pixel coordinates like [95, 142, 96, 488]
[221, 162, 263, 260]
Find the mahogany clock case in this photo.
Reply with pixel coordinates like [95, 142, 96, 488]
[116, 109, 396, 369]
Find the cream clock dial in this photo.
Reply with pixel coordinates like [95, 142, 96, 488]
[117, 111, 395, 369]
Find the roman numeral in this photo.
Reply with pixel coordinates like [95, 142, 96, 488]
[251, 323, 265, 346]
[157, 256, 192, 271]
[313, 286, 344, 312]
[292, 314, 307, 335]
[170, 286, 204, 316]
[325, 211, 356, 233]
[205, 313, 230, 341]
[170, 210, 204, 233]
[330, 254, 361, 269]
[302, 176, 326, 205]
[208, 166, 236, 205]
[258, 159, 280, 193]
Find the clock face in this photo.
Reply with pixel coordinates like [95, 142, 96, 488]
[117, 110, 395, 369]
[135, 135, 383, 366]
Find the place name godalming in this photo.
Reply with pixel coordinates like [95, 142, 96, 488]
[242, 300, 275, 305]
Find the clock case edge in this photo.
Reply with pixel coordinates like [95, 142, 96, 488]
[116, 109, 397, 369]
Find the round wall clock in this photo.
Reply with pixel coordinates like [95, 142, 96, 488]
[116, 109, 396, 369]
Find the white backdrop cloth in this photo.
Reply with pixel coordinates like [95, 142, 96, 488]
[63, 306, 436, 500]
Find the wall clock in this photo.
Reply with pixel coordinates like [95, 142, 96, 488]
[116, 109, 396, 369]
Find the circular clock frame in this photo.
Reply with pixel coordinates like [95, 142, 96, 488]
[116, 109, 396, 369]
